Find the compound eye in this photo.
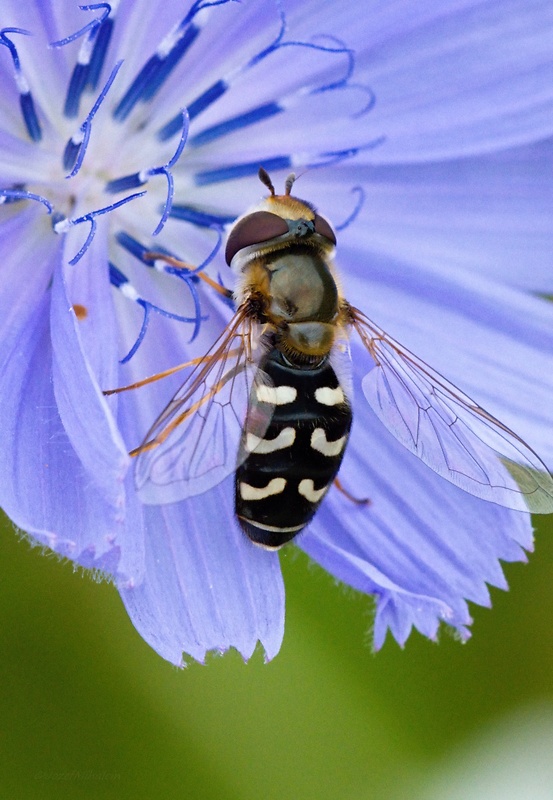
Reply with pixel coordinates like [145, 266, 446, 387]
[314, 214, 336, 246]
[225, 211, 289, 265]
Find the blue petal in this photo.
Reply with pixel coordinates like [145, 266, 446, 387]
[301, 414, 532, 646]
[119, 482, 285, 665]
[0, 128, 53, 182]
[0, 288, 138, 576]
[0, 211, 142, 579]
[340, 241, 553, 466]
[0, 1, 85, 123]
[319, 143, 553, 293]
[347, 0, 553, 160]
[50, 225, 130, 509]
[0, 207, 53, 372]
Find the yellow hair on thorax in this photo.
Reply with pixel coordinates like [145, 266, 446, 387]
[260, 194, 314, 221]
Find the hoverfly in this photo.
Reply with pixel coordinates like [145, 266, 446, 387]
[113, 168, 553, 549]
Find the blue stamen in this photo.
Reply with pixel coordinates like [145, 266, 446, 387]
[18, 92, 41, 142]
[246, 8, 286, 69]
[108, 262, 128, 288]
[296, 36, 376, 116]
[0, 184, 23, 203]
[111, 57, 161, 122]
[160, 230, 231, 315]
[158, 79, 226, 141]
[0, 188, 53, 213]
[347, 84, 377, 117]
[112, 10, 201, 121]
[0, 27, 29, 69]
[64, 63, 90, 119]
[194, 156, 292, 186]
[63, 59, 123, 176]
[309, 138, 385, 167]
[151, 111, 189, 235]
[114, 232, 204, 339]
[71, 216, 98, 265]
[0, 28, 42, 141]
[50, 3, 112, 47]
[105, 172, 148, 193]
[86, 14, 114, 90]
[194, 137, 385, 187]
[51, 211, 67, 228]
[178, 277, 204, 340]
[158, 12, 358, 146]
[55, 191, 146, 265]
[116, 229, 205, 280]
[107, 111, 188, 235]
[189, 82, 374, 149]
[168, 228, 224, 276]
[138, 27, 199, 104]
[109, 260, 206, 363]
[157, 9, 285, 141]
[165, 111, 189, 168]
[115, 231, 183, 270]
[168, 205, 235, 228]
[52, 4, 114, 118]
[151, 169, 175, 237]
[114, 0, 234, 123]
[190, 102, 281, 147]
[63, 127, 90, 174]
[335, 186, 365, 231]
[283, 35, 355, 89]
[115, 231, 154, 262]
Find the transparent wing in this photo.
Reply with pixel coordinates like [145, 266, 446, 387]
[134, 308, 272, 504]
[350, 306, 553, 514]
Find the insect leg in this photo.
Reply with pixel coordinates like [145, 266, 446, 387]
[144, 251, 233, 299]
[333, 477, 371, 506]
[103, 356, 206, 395]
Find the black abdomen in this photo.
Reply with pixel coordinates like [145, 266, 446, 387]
[235, 350, 352, 549]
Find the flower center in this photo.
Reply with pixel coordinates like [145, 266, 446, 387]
[0, 1, 380, 362]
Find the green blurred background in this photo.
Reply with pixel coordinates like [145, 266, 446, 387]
[2, 509, 553, 799]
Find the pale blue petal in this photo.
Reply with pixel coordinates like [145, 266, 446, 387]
[310, 143, 553, 293]
[340, 241, 553, 466]
[0, 287, 134, 574]
[301, 414, 532, 645]
[352, 0, 553, 161]
[119, 482, 285, 665]
[51, 223, 130, 507]
[0, 211, 142, 580]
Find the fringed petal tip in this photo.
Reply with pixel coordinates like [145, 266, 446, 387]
[15, 523, 123, 582]
[371, 590, 473, 651]
[179, 638, 282, 668]
[158, 627, 284, 668]
[116, 495, 285, 667]
[117, 597, 283, 668]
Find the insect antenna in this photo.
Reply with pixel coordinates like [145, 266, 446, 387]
[284, 173, 296, 195]
[258, 166, 275, 195]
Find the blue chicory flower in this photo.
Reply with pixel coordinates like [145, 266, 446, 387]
[1, 0, 553, 665]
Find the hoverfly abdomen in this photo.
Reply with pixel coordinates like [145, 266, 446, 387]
[236, 348, 352, 549]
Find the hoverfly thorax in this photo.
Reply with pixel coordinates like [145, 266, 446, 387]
[226, 169, 340, 366]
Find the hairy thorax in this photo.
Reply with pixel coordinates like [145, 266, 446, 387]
[250, 245, 340, 360]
